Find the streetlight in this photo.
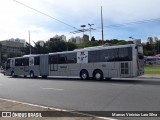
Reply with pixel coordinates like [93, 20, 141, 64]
[129, 36, 134, 39]
[88, 23, 94, 40]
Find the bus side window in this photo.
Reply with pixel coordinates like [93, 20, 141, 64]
[6, 59, 10, 70]
[118, 47, 132, 61]
[88, 50, 100, 63]
[67, 53, 77, 63]
[34, 56, 40, 65]
[49, 55, 58, 64]
[24, 58, 29, 66]
[59, 54, 67, 64]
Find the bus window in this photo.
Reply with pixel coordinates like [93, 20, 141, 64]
[15, 58, 23, 66]
[67, 53, 77, 63]
[34, 56, 40, 65]
[24, 58, 29, 66]
[88, 50, 100, 63]
[118, 47, 132, 61]
[6, 59, 11, 70]
[49, 55, 58, 64]
[59, 54, 67, 64]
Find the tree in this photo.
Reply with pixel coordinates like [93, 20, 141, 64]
[66, 42, 77, 51]
[91, 36, 95, 41]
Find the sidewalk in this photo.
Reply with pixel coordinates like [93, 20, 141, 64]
[0, 98, 113, 120]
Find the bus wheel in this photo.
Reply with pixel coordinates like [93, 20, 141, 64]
[30, 71, 34, 78]
[93, 70, 103, 80]
[42, 76, 47, 78]
[80, 70, 89, 80]
[11, 71, 15, 77]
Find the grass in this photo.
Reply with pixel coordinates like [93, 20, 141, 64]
[144, 65, 160, 74]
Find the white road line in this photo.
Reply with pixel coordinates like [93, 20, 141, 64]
[0, 97, 118, 120]
[111, 84, 132, 87]
[41, 87, 64, 91]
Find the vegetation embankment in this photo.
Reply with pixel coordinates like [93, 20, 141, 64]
[144, 65, 160, 74]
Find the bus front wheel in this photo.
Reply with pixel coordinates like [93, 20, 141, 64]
[80, 70, 89, 80]
[93, 70, 103, 80]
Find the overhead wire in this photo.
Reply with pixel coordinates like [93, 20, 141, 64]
[95, 17, 160, 30]
[12, 0, 78, 30]
[12, 0, 160, 34]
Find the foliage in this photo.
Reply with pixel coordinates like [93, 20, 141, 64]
[145, 66, 160, 74]
[77, 41, 99, 48]
[3, 36, 159, 58]
[91, 36, 95, 41]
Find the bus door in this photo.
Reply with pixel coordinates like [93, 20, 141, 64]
[58, 54, 68, 76]
[120, 62, 131, 77]
[24, 57, 29, 75]
[40, 55, 49, 76]
[49, 55, 59, 76]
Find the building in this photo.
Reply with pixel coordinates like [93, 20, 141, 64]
[69, 35, 89, 44]
[69, 37, 76, 43]
[54, 35, 66, 42]
[153, 37, 159, 43]
[0, 38, 25, 58]
[147, 37, 154, 44]
[75, 36, 82, 44]
[82, 34, 89, 43]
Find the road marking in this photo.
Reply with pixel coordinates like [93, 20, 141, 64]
[41, 87, 64, 91]
[111, 84, 132, 87]
[0, 97, 118, 120]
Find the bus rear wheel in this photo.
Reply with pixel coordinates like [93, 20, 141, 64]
[42, 76, 47, 78]
[93, 70, 103, 80]
[80, 70, 89, 80]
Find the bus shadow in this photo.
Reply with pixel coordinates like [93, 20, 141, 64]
[7, 76, 160, 86]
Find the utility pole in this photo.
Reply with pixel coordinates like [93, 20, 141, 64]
[29, 31, 31, 54]
[101, 6, 104, 46]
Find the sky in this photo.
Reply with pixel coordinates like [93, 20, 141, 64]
[1, 0, 160, 44]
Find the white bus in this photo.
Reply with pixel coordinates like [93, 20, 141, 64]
[5, 43, 144, 80]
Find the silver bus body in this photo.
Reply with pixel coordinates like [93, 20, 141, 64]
[5, 44, 144, 80]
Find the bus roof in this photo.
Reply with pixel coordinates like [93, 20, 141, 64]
[49, 44, 137, 55]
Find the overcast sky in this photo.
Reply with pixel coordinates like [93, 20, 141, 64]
[0, 0, 160, 43]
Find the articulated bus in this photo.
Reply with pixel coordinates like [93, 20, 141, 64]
[5, 43, 144, 80]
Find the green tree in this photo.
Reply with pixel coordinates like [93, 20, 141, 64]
[91, 36, 96, 41]
[66, 42, 77, 51]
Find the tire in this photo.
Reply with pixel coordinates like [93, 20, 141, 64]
[30, 71, 34, 78]
[106, 78, 111, 80]
[93, 70, 103, 80]
[80, 70, 89, 80]
[11, 71, 15, 77]
[42, 76, 47, 78]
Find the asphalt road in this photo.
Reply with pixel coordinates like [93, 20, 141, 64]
[0, 73, 160, 112]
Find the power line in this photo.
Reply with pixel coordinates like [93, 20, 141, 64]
[12, 0, 160, 34]
[12, 0, 78, 30]
[95, 17, 160, 29]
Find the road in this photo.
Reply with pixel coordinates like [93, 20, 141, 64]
[0, 73, 160, 112]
